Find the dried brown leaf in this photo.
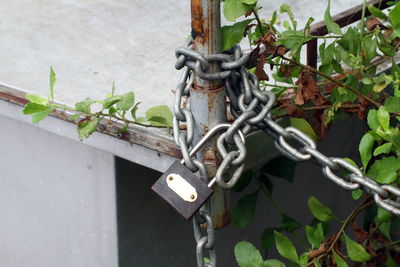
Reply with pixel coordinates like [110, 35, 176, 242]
[366, 17, 387, 31]
[295, 69, 327, 106]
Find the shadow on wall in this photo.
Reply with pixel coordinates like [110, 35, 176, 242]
[116, 115, 366, 267]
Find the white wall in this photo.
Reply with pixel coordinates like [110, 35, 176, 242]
[0, 115, 118, 267]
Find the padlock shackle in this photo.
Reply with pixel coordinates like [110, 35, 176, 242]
[180, 123, 245, 165]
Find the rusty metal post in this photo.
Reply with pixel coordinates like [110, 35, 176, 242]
[190, 0, 229, 228]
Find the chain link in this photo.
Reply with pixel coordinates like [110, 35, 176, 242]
[173, 40, 400, 267]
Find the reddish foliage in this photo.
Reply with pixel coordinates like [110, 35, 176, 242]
[295, 70, 327, 106]
[351, 221, 369, 243]
[279, 64, 294, 78]
[366, 17, 387, 31]
[312, 109, 330, 140]
[255, 53, 269, 81]
[280, 101, 307, 118]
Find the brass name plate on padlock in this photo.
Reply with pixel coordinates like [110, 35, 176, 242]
[152, 160, 213, 220]
[166, 174, 198, 202]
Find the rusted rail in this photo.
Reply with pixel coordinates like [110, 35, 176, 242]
[0, 84, 181, 158]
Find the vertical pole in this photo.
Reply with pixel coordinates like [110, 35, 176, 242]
[191, 0, 230, 228]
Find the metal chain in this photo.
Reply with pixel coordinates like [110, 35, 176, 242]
[173, 40, 400, 267]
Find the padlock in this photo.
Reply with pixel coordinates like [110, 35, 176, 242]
[151, 160, 213, 220]
[151, 123, 245, 220]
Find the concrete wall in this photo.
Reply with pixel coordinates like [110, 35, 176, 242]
[0, 115, 118, 267]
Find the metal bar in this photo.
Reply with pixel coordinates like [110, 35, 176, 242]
[190, 0, 229, 228]
[306, 0, 391, 67]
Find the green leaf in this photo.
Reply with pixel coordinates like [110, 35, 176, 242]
[49, 66, 56, 102]
[281, 215, 301, 233]
[234, 241, 264, 267]
[263, 259, 285, 267]
[380, 221, 392, 240]
[26, 94, 47, 105]
[299, 252, 310, 266]
[373, 143, 393, 156]
[367, 156, 400, 183]
[377, 106, 390, 132]
[103, 95, 122, 109]
[131, 102, 140, 120]
[77, 117, 100, 140]
[261, 228, 275, 250]
[359, 132, 374, 169]
[389, 2, 400, 27]
[222, 19, 254, 51]
[75, 98, 94, 113]
[242, 0, 257, 4]
[147, 116, 168, 126]
[117, 91, 135, 111]
[145, 105, 173, 127]
[385, 97, 400, 113]
[363, 35, 377, 60]
[233, 190, 259, 228]
[307, 196, 336, 222]
[313, 258, 322, 267]
[277, 30, 312, 51]
[368, 5, 389, 20]
[352, 189, 363, 200]
[379, 42, 395, 56]
[324, 0, 342, 35]
[333, 251, 348, 267]
[32, 108, 52, 123]
[367, 109, 379, 131]
[387, 254, 397, 267]
[274, 231, 299, 263]
[376, 207, 393, 223]
[290, 118, 317, 142]
[280, 4, 296, 29]
[23, 102, 49, 114]
[305, 223, 324, 249]
[224, 0, 254, 22]
[343, 233, 371, 262]
[320, 42, 335, 65]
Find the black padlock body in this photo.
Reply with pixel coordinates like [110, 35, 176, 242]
[151, 160, 213, 220]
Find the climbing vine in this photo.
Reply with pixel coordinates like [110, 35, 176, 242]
[23, 67, 173, 140]
[222, 0, 400, 266]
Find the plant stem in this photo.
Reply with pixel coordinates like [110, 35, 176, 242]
[302, 104, 360, 111]
[279, 55, 381, 108]
[379, 239, 400, 250]
[252, 8, 265, 36]
[309, 35, 343, 39]
[261, 82, 295, 89]
[51, 103, 168, 129]
[360, 0, 367, 36]
[306, 197, 374, 266]
[260, 184, 285, 216]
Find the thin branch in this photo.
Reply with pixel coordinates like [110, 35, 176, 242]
[252, 8, 265, 36]
[279, 55, 381, 108]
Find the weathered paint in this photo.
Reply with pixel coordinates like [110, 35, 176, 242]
[190, 0, 229, 228]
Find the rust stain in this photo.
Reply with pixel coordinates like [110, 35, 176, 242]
[191, 0, 207, 45]
[204, 146, 218, 166]
[0, 91, 28, 106]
